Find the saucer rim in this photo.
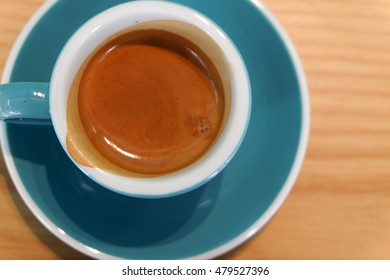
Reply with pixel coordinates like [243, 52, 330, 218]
[0, 0, 310, 260]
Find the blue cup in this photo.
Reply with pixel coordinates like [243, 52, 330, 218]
[0, 1, 251, 198]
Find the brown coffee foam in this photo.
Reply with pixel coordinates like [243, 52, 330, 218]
[67, 20, 231, 176]
[67, 61, 150, 177]
[131, 20, 232, 127]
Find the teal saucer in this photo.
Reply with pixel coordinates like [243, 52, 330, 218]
[1, 0, 309, 259]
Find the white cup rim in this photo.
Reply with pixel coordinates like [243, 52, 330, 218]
[50, 1, 251, 198]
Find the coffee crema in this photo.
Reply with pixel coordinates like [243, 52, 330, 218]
[69, 29, 225, 175]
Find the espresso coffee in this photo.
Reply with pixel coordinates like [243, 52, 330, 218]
[68, 27, 225, 175]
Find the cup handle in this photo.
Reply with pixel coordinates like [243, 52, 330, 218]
[0, 83, 50, 124]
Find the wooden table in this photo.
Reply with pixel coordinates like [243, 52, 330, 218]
[1, 0, 390, 260]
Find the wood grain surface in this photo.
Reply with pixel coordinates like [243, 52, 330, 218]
[1, 0, 390, 260]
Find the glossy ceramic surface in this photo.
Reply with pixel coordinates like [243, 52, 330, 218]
[1, 0, 309, 259]
[49, 1, 251, 198]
